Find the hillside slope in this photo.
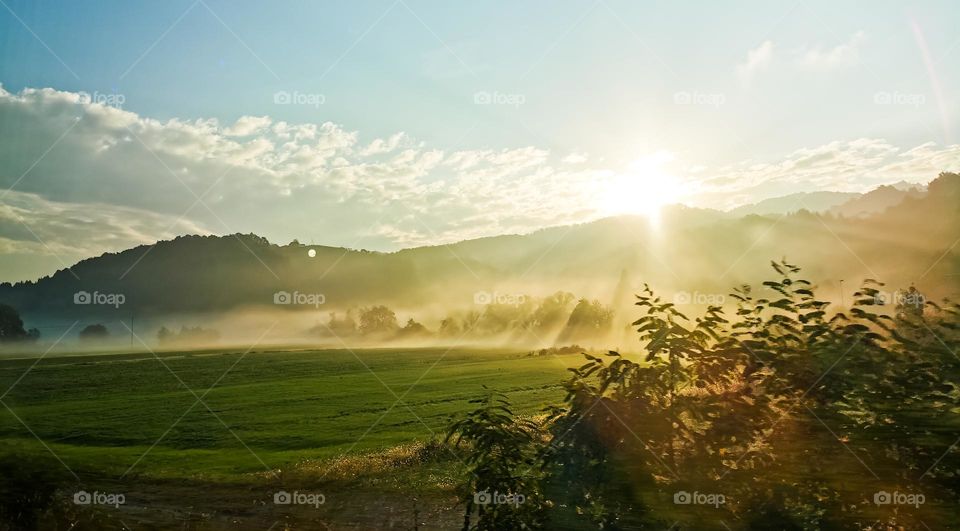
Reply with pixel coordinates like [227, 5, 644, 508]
[1, 174, 957, 323]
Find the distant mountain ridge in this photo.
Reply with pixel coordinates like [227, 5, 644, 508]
[727, 181, 928, 218]
[1, 175, 956, 326]
[829, 183, 926, 218]
[727, 191, 858, 217]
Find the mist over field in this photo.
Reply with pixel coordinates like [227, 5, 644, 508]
[2, 174, 957, 356]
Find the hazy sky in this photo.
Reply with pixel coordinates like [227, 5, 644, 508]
[1, 0, 958, 281]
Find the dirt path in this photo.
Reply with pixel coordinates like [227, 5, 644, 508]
[62, 477, 463, 530]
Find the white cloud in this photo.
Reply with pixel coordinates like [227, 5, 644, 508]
[224, 115, 272, 137]
[0, 86, 606, 278]
[797, 31, 866, 71]
[689, 138, 958, 210]
[1, 85, 957, 281]
[737, 40, 774, 86]
[736, 32, 866, 84]
[0, 189, 209, 258]
[360, 132, 409, 156]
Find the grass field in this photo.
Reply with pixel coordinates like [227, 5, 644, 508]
[1, 346, 956, 529]
[0, 346, 581, 482]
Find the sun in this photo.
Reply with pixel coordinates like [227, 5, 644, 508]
[599, 153, 687, 225]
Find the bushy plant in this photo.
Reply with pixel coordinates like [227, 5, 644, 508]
[447, 260, 960, 530]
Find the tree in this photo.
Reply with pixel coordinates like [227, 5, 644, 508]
[399, 318, 429, 337]
[79, 324, 109, 341]
[157, 326, 172, 344]
[527, 291, 575, 332]
[156, 325, 220, 345]
[439, 317, 462, 337]
[446, 392, 545, 530]
[358, 305, 399, 335]
[446, 260, 960, 529]
[555, 299, 613, 344]
[328, 311, 358, 336]
[894, 285, 925, 322]
[478, 303, 531, 335]
[0, 454, 69, 529]
[0, 304, 31, 343]
[310, 311, 359, 337]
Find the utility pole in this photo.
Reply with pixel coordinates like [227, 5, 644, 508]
[839, 280, 845, 308]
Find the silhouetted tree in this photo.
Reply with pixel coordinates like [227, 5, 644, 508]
[79, 324, 109, 341]
[157, 326, 172, 344]
[478, 303, 528, 334]
[446, 392, 546, 530]
[555, 298, 613, 344]
[0, 304, 32, 343]
[0, 454, 69, 529]
[527, 291, 575, 332]
[358, 305, 399, 335]
[439, 317, 462, 337]
[399, 318, 429, 337]
[328, 311, 358, 336]
[448, 260, 960, 529]
[157, 325, 220, 345]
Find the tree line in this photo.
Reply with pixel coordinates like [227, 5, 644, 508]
[311, 293, 616, 345]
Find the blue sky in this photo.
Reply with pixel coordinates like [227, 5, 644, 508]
[3, 0, 956, 159]
[0, 0, 958, 280]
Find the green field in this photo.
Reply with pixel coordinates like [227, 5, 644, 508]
[0, 346, 581, 481]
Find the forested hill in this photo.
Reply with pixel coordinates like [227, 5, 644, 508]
[1, 173, 957, 321]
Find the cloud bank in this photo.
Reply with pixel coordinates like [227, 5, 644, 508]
[737, 31, 867, 85]
[0, 85, 957, 280]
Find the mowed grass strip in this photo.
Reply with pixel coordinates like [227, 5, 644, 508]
[0, 347, 580, 479]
